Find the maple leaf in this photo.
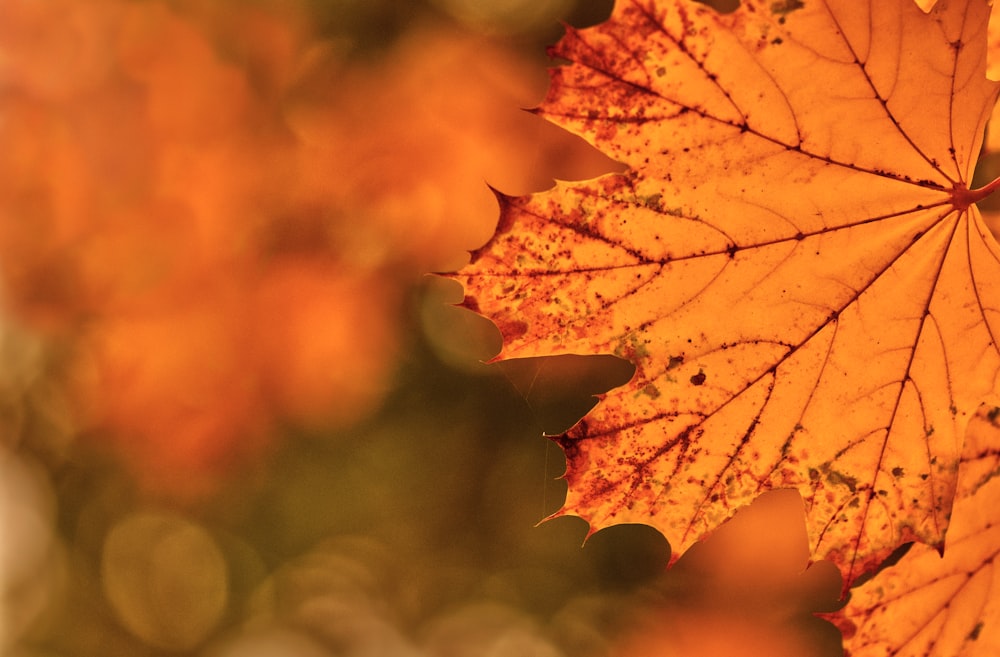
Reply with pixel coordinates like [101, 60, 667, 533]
[453, 0, 1000, 591]
[831, 405, 1000, 657]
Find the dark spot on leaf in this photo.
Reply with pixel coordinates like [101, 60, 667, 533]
[667, 355, 684, 370]
[461, 296, 482, 313]
[969, 621, 984, 641]
[826, 469, 858, 493]
[690, 369, 706, 386]
[988, 406, 1000, 424]
[770, 0, 804, 13]
[892, 466, 904, 477]
[497, 318, 529, 341]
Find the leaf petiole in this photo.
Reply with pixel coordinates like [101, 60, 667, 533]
[951, 176, 1000, 211]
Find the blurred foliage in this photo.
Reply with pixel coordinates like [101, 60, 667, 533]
[0, 0, 842, 655]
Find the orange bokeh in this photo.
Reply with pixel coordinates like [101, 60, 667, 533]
[0, 0, 613, 493]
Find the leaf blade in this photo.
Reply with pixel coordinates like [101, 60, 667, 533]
[832, 406, 1000, 657]
[455, 0, 1000, 591]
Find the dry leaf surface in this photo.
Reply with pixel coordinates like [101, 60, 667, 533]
[454, 0, 1000, 590]
[832, 406, 1000, 656]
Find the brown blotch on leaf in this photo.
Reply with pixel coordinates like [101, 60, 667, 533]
[770, 0, 805, 15]
[496, 318, 529, 341]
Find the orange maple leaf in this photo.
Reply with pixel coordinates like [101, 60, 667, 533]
[453, 0, 1000, 592]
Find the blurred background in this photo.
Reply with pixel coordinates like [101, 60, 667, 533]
[0, 1, 844, 655]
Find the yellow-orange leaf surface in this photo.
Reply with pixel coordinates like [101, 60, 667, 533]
[832, 406, 1000, 656]
[454, 0, 1000, 591]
